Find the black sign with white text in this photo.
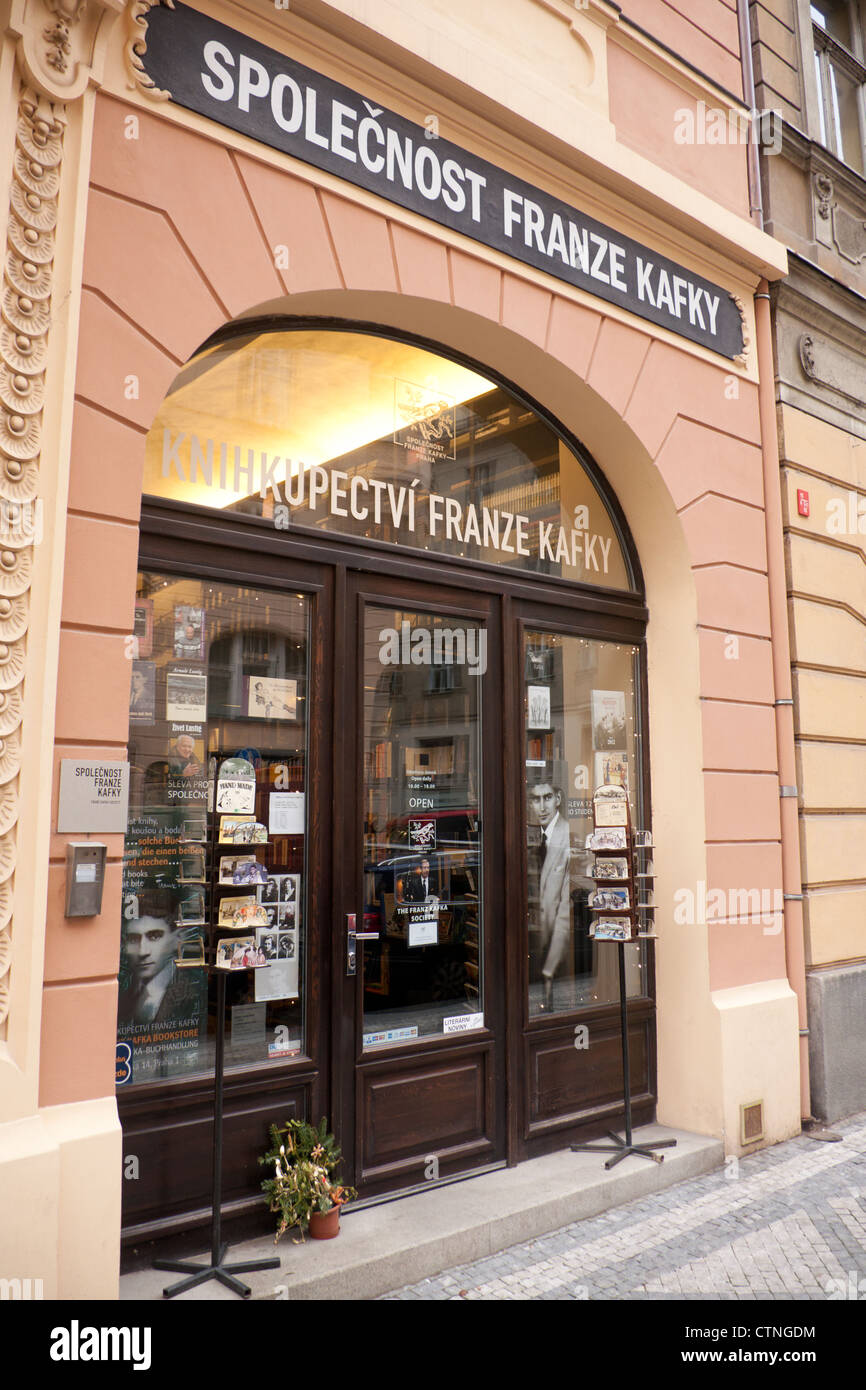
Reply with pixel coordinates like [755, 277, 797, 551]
[141, 3, 745, 358]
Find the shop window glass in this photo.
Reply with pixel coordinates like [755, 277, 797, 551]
[116, 573, 309, 1088]
[143, 328, 632, 591]
[361, 606, 483, 1045]
[523, 633, 646, 1017]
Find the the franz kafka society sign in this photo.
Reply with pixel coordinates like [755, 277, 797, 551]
[141, 3, 745, 359]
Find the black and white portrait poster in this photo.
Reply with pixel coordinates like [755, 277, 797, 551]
[129, 661, 156, 724]
[254, 925, 299, 1001]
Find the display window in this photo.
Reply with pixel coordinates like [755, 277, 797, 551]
[522, 633, 645, 1017]
[116, 573, 309, 1089]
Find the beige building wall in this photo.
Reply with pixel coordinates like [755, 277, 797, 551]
[780, 404, 866, 1097]
[0, 0, 799, 1296]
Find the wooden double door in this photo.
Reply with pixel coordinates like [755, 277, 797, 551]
[120, 517, 655, 1248]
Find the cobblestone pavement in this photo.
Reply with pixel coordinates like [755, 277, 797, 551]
[382, 1113, 866, 1300]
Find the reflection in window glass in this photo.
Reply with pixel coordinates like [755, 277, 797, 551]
[361, 607, 483, 1045]
[524, 633, 645, 1018]
[144, 329, 632, 591]
[117, 573, 309, 1088]
[831, 65, 865, 170]
[811, 2, 852, 48]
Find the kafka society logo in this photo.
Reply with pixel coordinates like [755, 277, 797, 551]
[393, 378, 456, 463]
[379, 619, 487, 675]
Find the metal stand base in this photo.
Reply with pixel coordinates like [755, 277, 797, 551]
[572, 1129, 678, 1170]
[155, 1243, 280, 1299]
[572, 939, 678, 1171]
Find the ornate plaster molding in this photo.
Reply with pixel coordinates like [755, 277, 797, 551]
[830, 205, 866, 266]
[814, 172, 834, 221]
[732, 294, 751, 370]
[8, 0, 124, 102]
[0, 84, 63, 1031]
[798, 333, 866, 409]
[125, 0, 175, 101]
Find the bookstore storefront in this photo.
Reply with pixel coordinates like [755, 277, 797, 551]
[0, 0, 803, 1294]
[118, 320, 654, 1238]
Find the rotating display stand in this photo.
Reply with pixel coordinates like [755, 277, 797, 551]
[154, 753, 280, 1298]
[571, 786, 676, 1170]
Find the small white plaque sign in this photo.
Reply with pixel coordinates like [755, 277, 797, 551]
[57, 760, 130, 833]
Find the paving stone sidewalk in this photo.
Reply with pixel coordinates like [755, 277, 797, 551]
[381, 1113, 866, 1300]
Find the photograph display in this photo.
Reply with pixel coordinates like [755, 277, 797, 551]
[257, 874, 301, 929]
[168, 734, 205, 778]
[245, 676, 297, 720]
[165, 667, 207, 723]
[254, 925, 300, 1001]
[173, 605, 205, 658]
[129, 661, 156, 724]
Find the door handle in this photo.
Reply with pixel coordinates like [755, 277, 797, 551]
[347, 914, 380, 976]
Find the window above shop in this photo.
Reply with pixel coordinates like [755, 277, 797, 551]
[144, 326, 633, 592]
[810, 1, 866, 173]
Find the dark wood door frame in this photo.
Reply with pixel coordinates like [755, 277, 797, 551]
[124, 511, 654, 1234]
[336, 570, 506, 1193]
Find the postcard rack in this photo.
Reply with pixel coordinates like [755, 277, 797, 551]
[571, 785, 676, 1170]
[154, 752, 279, 1299]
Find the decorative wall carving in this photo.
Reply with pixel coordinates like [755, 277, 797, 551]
[798, 332, 866, 409]
[732, 294, 751, 369]
[0, 84, 63, 1032]
[11, 0, 121, 102]
[831, 206, 866, 265]
[125, 0, 175, 101]
[814, 172, 834, 220]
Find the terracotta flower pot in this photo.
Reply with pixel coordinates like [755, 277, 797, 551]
[308, 1206, 340, 1239]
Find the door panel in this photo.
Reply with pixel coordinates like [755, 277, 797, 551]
[508, 598, 655, 1159]
[337, 573, 506, 1191]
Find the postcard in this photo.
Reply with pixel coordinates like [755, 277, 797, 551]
[592, 857, 629, 881]
[217, 894, 257, 927]
[219, 814, 254, 843]
[589, 886, 631, 911]
[215, 935, 267, 970]
[592, 917, 632, 942]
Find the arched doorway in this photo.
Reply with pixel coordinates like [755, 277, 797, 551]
[117, 319, 654, 1240]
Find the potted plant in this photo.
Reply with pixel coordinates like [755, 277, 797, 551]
[259, 1117, 356, 1242]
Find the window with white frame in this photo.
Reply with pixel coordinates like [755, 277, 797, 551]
[811, 1, 866, 172]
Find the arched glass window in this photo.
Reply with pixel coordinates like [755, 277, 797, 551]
[144, 326, 633, 590]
